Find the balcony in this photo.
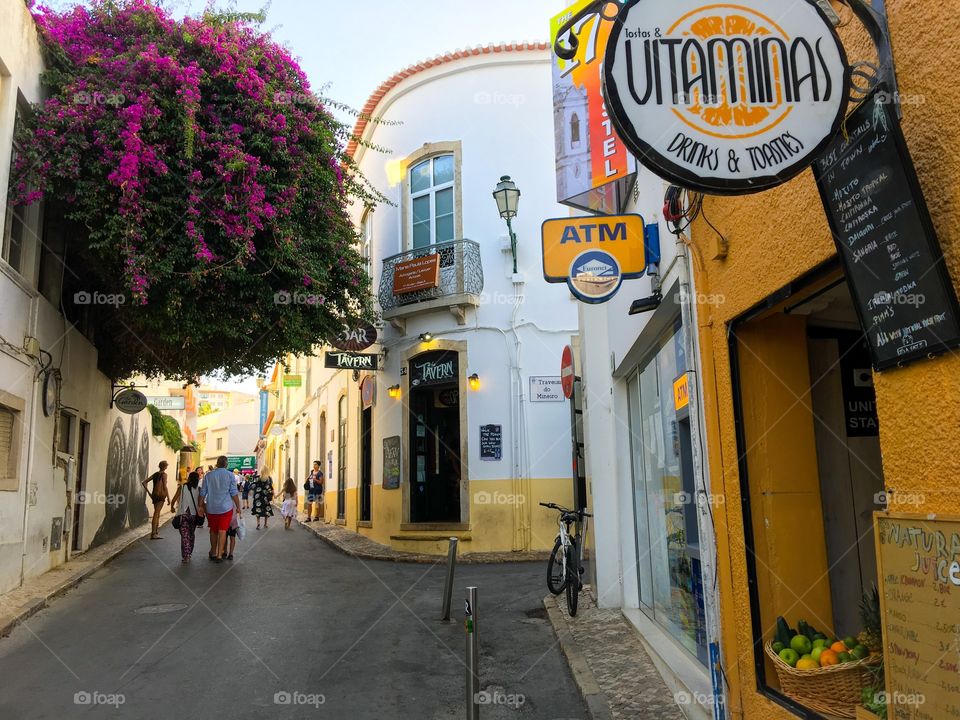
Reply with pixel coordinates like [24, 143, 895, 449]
[378, 239, 484, 330]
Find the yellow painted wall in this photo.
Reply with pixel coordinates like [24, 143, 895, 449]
[736, 313, 834, 690]
[684, 2, 960, 717]
[325, 478, 575, 555]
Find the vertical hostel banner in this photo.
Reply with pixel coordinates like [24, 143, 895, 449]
[551, 0, 636, 213]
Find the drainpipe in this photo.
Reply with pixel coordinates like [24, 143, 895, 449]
[675, 231, 725, 720]
[19, 300, 41, 587]
[510, 279, 525, 551]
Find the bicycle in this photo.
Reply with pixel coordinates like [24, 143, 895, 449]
[540, 502, 591, 616]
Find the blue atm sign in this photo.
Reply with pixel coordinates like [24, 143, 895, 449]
[541, 214, 647, 304]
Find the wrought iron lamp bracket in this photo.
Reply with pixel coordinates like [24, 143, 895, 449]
[552, 0, 899, 112]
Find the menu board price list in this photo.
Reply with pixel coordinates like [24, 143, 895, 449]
[816, 86, 960, 370]
[876, 515, 960, 719]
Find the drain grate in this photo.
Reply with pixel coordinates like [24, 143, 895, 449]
[134, 603, 188, 615]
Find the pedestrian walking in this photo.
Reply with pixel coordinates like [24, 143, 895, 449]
[303, 461, 324, 522]
[241, 474, 253, 509]
[198, 455, 241, 563]
[141, 460, 169, 540]
[225, 513, 240, 561]
[251, 469, 274, 530]
[170, 471, 203, 563]
[280, 478, 298, 529]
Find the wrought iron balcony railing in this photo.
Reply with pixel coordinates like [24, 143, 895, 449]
[378, 239, 484, 324]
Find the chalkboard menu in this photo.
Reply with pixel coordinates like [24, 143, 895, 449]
[815, 86, 960, 370]
[479, 425, 502, 461]
[382, 436, 400, 490]
[875, 514, 960, 719]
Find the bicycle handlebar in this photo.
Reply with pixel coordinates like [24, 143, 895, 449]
[539, 501, 591, 518]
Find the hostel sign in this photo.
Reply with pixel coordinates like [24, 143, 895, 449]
[602, 0, 850, 194]
[541, 214, 647, 303]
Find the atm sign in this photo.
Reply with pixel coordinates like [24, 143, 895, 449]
[541, 214, 646, 282]
[673, 374, 689, 412]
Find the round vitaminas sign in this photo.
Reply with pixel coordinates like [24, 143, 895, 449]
[603, 0, 850, 194]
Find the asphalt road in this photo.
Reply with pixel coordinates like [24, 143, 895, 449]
[0, 520, 587, 719]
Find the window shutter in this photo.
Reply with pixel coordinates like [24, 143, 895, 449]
[0, 406, 15, 478]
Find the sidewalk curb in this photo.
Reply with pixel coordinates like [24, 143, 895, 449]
[292, 512, 549, 565]
[543, 594, 615, 720]
[0, 512, 172, 639]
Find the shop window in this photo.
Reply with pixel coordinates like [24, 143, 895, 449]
[730, 273, 884, 714]
[626, 319, 707, 665]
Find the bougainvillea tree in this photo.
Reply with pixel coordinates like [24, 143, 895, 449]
[14, 1, 380, 380]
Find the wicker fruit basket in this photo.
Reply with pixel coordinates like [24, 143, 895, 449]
[764, 642, 882, 718]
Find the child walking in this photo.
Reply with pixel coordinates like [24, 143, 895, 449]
[280, 478, 298, 530]
[241, 475, 252, 509]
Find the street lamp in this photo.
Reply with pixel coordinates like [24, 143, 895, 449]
[492, 175, 521, 274]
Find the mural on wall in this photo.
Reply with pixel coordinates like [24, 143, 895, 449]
[91, 416, 150, 547]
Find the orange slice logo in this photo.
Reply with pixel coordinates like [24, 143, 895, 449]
[668, 4, 794, 140]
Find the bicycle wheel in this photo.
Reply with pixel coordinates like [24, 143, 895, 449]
[547, 538, 565, 595]
[565, 537, 579, 616]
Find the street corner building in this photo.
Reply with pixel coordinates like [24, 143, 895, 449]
[0, 0, 179, 595]
[556, 0, 960, 719]
[260, 42, 581, 556]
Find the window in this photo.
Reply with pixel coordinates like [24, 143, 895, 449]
[570, 112, 581, 148]
[337, 395, 347, 519]
[627, 320, 707, 665]
[57, 411, 73, 454]
[304, 424, 311, 482]
[216, 437, 223, 451]
[410, 155, 455, 249]
[2, 104, 30, 274]
[0, 403, 21, 489]
[360, 210, 372, 278]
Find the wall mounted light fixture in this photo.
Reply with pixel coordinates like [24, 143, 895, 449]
[387, 384, 401, 399]
[419, 332, 433, 342]
[468, 373, 481, 391]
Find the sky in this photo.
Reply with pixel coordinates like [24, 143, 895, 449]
[180, 0, 563, 116]
[155, 0, 565, 392]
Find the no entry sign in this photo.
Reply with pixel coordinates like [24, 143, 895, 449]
[560, 345, 575, 399]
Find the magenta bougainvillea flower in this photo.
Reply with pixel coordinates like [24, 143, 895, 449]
[15, 1, 379, 380]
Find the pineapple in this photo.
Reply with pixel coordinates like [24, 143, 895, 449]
[858, 584, 883, 653]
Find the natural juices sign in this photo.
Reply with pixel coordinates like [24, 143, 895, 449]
[603, 0, 850, 194]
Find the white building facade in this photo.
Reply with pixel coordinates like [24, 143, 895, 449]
[0, 0, 176, 594]
[266, 43, 582, 555]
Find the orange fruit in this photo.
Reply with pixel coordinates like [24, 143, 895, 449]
[819, 649, 839, 666]
[830, 641, 847, 654]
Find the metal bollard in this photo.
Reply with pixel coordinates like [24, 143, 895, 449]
[441, 537, 459, 621]
[465, 586, 479, 719]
